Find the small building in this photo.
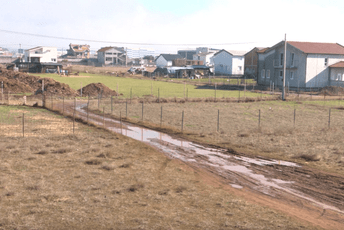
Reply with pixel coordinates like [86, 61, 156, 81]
[155, 54, 182, 67]
[193, 52, 215, 66]
[97, 47, 127, 66]
[257, 41, 344, 89]
[67, 44, 90, 58]
[212, 50, 246, 76]
[244, 47, 268, 79]
[24, 46, 58, 63]
[178, 50, 197, 60]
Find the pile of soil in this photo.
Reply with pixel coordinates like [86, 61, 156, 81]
[319, 86, 344, 96]
[0, 69, 78, 96]
[78, 83, 118, 97]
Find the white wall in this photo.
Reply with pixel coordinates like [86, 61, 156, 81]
[232, 56, 245, 75]
[155, 56, 168, 67]
[306, 54, 344, 87]
[213, 51, 233, 75]
[24, 47, 57, 63]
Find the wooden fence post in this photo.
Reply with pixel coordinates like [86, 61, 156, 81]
[294, 109, 296, 128]
[160, 106, 163, 128]
[217, 109, 219, 132]
[142, 102, 144, 121]
[258, 109, 261, 128]
[22, 113, 24, 137]
[103, 107, 105, 128]
[328, 108, 331, 128]
[181, 110, 184, 132]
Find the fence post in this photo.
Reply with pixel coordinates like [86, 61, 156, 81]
[258, 109, 261, 128]
[126, 100, 128, 118]
[186, 88, 188, 101]
[51, 94, 53, 110]
[142, 102, 144, 121]
[120, 111, 122, 134]
[62, 96, 64, 115]
[22, 113, 24, 138]
[181, 110, 184, 132]
[160, 106, 163, 128]
[217, 109, 219, 132]
[158, 88, 160, 103]
[80, 82, 83, 97]
[103, 107, 105, 128]
[294, 109, 296, 128]
[98, 93, 100, 110]
[184, 82, 186, 99]
[238, 90, 240, 103]
[328, 108, 331, 128]
[111, 96, 113, 114]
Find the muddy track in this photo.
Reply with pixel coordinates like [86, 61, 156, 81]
[53, 100, 344, 229]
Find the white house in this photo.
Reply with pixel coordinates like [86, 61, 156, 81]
[257, 41, 344, 88]
[212, 50, 246, 76]
[97, 47, 126, 66]
[155, 54, 182, 67]
[193, 52, 215, 66]
[24, 46, 58, 63]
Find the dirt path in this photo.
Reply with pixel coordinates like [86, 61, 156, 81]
[56, 100, 344, 229]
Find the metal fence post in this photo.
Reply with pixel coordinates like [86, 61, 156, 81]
[181, 110, 184, 132]
[142, 102, 144, 121]
[217, 109, 219, 132]
[328, 108, 331, 128]
[258, 109, 261, 128]
[160, 106, 163, 128]
[294, 109, 296, 128]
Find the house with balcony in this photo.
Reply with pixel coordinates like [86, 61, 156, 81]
[24, 46, 58, 63]
[97, 47, 127, 66]
[257, 41, 344, 89]
[244, 47, 268, 79]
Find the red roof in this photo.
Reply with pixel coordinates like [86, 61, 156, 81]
[288, 41, 344, 55]
[329, 61, 344, 68]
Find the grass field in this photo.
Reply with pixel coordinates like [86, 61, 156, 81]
[87, 98, 344, 176]
[0, 105, 317, 229]
[31, 72, 266, 100]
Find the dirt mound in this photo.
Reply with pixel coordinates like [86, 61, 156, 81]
[0, 69, 78, 96]
[319, 86, 344, 96]
[78, 83, 118, 97]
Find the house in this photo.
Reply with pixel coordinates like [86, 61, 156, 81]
[155, 54, 182, 67]
[244, 47, 268, 79]
[178, 50, 197, 60]
[212, 50, 246, 76]
[329, 61, 344, 86]
[97, 47, 127, 66]
[67, 44, 90, 58]
[24, 46, 57, 63]
[193, 52, 215, 66]
[257, 41, 344, 89]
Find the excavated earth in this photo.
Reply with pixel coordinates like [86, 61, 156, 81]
[77, 82, 119, 97]
[0, 69, 78, 96]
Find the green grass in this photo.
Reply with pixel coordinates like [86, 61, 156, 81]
[30, 73, 265, 99]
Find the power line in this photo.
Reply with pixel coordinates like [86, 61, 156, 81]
[0, 29, 263, 46]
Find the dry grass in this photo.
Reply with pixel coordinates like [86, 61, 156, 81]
[0, 105, 318, 229]
[92, 99, 344, 176]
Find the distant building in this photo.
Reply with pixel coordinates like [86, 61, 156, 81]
[126, 48, 155, 59]
[244, 47, 268, 79]
[24, 46, 57, 63]
[155, 54, 182, 67]
[67, 44, 90, 58]
[212, 50, 246, 76]
[178, 50, 196, 60]
[97, 47, 127, 66]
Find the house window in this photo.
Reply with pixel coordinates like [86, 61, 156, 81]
[324, 58, 328, 66]
[238, 66, 242, 71]
[261, 69, 265, 78]
[106, 57, 112, 61]
[279, 70, 283, 79]
[290, 71, 294, 80]
[51, 58, 56, 62]
[105, 53, 112, 55]
[280, 53, 284, 66]
[291, 53, 295, 66]
[266, 70, 270, 78]
[337, 73, 342, 81]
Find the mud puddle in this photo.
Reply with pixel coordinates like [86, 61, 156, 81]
[75, 104, 344, 216]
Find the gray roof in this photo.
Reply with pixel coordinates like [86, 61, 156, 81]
[158, 54, 182, 61]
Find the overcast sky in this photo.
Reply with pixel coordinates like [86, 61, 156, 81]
[1, 0, 343, 54]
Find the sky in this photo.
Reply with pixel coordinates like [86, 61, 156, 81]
[0, 0, 344, 55]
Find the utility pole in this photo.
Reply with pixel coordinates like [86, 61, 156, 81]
[282, 33, 287, 101]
